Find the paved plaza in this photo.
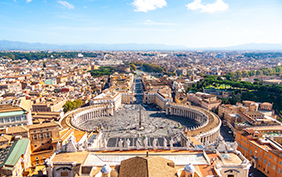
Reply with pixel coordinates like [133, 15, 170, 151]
[79, 104, 199, 147]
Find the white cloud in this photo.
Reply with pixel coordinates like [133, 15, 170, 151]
[240, 30, 249, 36]
[84, 6, 87, 9]
[58, 0, 74, 9]
[144, 20, 176, 26]
[255, 30, 263, 35]
[26, 0, 32, 3]
[186, 0, 228, 13]
[132, 0, 167, 12]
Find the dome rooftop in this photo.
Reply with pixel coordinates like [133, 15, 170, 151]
[101, 164, 111, 174]
[184, 163, 195, 173]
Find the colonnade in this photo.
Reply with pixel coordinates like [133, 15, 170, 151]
[166, 105, 208, 127]
[198, 129, 221, 144]
[71, 104, 114, 127]
[166, 103, 221, 145]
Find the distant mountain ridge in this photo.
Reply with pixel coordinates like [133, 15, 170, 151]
[0, 40, 281, 51]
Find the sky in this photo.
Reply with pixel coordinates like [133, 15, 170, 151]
[0, 0, 282, 47]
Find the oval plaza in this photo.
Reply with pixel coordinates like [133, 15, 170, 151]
[67, 90, 221, 148]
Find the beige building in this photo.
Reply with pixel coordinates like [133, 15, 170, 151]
[45, 149, 251, 177]
[32, 99, 66, 112]
[0, 138, 31, 177]
[187, 92, 222, 111]
[143, 86, 173, 109]
[218, 104, 248, 120]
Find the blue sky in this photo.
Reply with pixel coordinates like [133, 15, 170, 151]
[0, 0, 282, 47]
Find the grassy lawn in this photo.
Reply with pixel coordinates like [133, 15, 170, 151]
[205, 84, 231, 89]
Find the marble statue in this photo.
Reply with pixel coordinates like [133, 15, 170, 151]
[186, 141, 190, 149]
[163, 138, 167, 149]
[126, 139, 131, 149]
[233, 141, 238, 150]
[84, 140, 88, 150]
[136, 139, 141, 150]
[56, 142, 61, 151]
[170, 139, 174, 150]
[152, 138, 158, 150]
[104, 139, 108, 149]
[144, 137, 148, 150]
[119, 139, 123, 151]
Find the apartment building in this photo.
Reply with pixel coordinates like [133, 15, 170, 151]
[236, 128, 282, 177]
[32, 99, 66, 112]
[0, 105, 32, 129]
[0, 138, 31, 177]
[187, 92, 222, 110]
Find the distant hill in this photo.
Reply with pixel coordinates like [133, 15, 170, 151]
[0, 40, 187, 51]
[0, 40, 281, 51]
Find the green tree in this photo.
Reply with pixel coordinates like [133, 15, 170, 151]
[129, 63, 137, 71]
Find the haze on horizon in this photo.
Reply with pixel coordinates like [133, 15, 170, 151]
[0, 0, 282, 48]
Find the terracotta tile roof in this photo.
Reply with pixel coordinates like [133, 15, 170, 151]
[119, 156, 177, 177]
[7, 126, 29, 134]
[25, 122, 60, 129]
[0, 134, 12, 142]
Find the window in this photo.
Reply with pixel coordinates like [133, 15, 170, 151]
[250, 150, 252, 155]
[273, 165, 276, 170]
[278, 168, 281, 174]
[46, 133, 49, 138]
[264, 159, 266, 164]
[280, 161, 282, 165]
[268, 162, 271, 167]
[246, 148, 248, 152]
[269, 155, 272, 159]
[259, 156, 261, 160]
[265, 153, 267, 156]
[16, 116, 21, 121]
[40, 134, 43, 139]
[34, 135, 37, 140]
[275, 158, 276, 161]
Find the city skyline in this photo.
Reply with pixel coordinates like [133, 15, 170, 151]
[0, 0, 282, 48]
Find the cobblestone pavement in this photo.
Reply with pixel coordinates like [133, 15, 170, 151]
[79, 105, 199, 147]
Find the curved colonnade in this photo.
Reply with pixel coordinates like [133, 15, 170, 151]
[166, 103, 221, 144]
[70, 104, 114, 131]
[62, 102, 221, 146]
